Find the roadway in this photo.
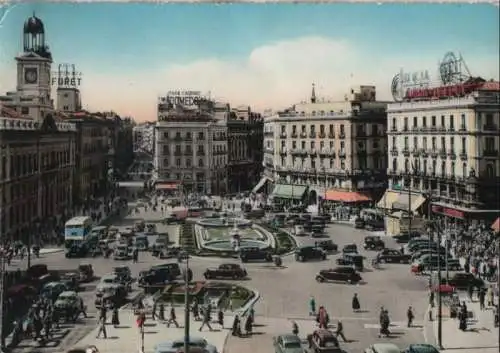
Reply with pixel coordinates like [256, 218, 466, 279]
[7, 202, 431, 353]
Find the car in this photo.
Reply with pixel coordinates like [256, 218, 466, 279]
[273, 334, 305, 353]
[95, 285, 126, 308]
[65, 244, 89, 258]
[307, 329, 341, 353]
[393, 232, 421, 243]
[363, 236, 385, 251]
[336, 253, 364, 271]
[411, 248, 447, 262]
[376, 249, 412, 264]
[41, 281, 68, 302]
[54, 291, 84, 322]
[138, 263, 182, 288]
[315, 267, 362, 284]
[342, 244, 358, 254]
[316, 240, 338, 253]
[153, 337, 218, 353]
[163, 213, 185, 225]
[78, 264, 94, 282]
[97, 274, 128, 293]
[408, 242, 443, 254]
[442, 272, 484, 290]
[204, 264, 247, 280]
[354, 217, 365, 229]
[364, 343, 401, 353]
[59, 272, 80, 291]
[240, 247, 273, 262]
[294, 246, 326, 262]
[113, 245, 130, 260]
[404, 343, 440, 353]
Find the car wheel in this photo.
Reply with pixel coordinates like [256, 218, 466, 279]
[316, 275, 324, 283]
[347, 279, 352, 284]
[379, 259, 386, 264]
[299, 255, 304, 262]
[204, 273, 210, 280]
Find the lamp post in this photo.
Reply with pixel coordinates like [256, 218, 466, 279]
[0, 249, 5, 352]
[183, 252, 191, 353]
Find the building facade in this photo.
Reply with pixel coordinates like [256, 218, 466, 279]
[383, 79, 500, 221]
[227, 106, 263, 193]
[154, 100, 228, 194]
[260, 85, 388, 204]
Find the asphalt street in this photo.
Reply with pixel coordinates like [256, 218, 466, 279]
[7, 203, 430, 353]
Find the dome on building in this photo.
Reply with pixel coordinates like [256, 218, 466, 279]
[23, 13, 45, 35]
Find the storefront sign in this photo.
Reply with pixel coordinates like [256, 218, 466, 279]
[51, 63, 82, 88]
[406, 81, 484, 100]
[431, 205, 465, 219]
[159, 91, 208, 106]
[391, 69, 431, 101]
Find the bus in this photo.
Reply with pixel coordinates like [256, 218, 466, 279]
[65, 216, 93, 247]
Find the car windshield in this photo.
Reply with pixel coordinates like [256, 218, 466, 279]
[58, 293, 75, 300]
[102, 277, 116, 283]
[284, 341, 302, 348]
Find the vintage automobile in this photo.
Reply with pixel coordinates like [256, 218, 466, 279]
[41, 281, 69, 302]
[342, 244, 358, 254]
[27, 264, 49, 279]
[95, 283, 127, 307]
[295, 246, 327, 262]
[54, 291, 84, 322]
[315, 240, 338, 253]
[113, 244, 130, 260]
[204, 263, 247, 280]
[403, 343, 440, 353]
[354, 217, 365, 229]
[273, 334, 305, 353]
[307, 329, 341, 353]
[97, 274, 128, 293]
[336, 253, 364, 271]
[376, 249, 412, 264]
[437, 272, 484, 290]
[138, 263, 182, 288]
[159, 247, 183, 259]
[78, 264, 94, 282]
[316, 267, 362, 284]
[113, 266, 132, 282]
[363, 236, 385, 251]
[364, 343, 401, 353]
[240, 247, 273, 263]
[60, 272, 80, 291]
[163, 212, 185, 225]
[153, 337, 218, 353]
[134, 219, 146, 232]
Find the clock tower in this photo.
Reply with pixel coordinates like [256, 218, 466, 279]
[15, 13, 54, 121]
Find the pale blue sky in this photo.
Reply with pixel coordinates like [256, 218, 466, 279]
[0, 2, 498, 120]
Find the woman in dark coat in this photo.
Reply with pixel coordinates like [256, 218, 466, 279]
[111, 305, 120, 327]
[244, 315, 253, 336]
[352, 293, 361, 312]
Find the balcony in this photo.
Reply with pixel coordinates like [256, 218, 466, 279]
[402, 148, 410, 157]
[339, 133, 345, 139]
[319, 148, 329, 156]
[291, 132, 298, 138]
[412, 148, 420, 156]
[279, 147, 287, 155]
[300, 132, 307, 138]
[308, 148, 317, 156]
[459, 151, 467, 160]
[328, 132, 335, 138]
[402, 126, 409, 132]
[174, 136, 182, 142]
[439, 149, 446, 157]
[390, 126, 397, 132]
[291, 149, 301, 155]
[319, 132, 326, 138]
[420, 149, 429, 157]
[197, 150, 205, 156]
[459, 125, 466, 132]
[263, 131, 273, 137]
[429, 126, 437, 132]
[438, 126, 446, 132]
[184, 150, 193, 156]
[309, 132, 316, 138]
[484, 124, 498, 131]
[447, 127, 455, 132]
[390, 148, 398, 156]
[328, 150, 336, 158]
[420, 126, 427, 132]
[185, 136, 193, 142]
[174, 151, 182, 156]
[447, 150, 456, 159]
[483, 149, 498, 157]
[338, 150, 346, 158]
[279, 133, 287, 139]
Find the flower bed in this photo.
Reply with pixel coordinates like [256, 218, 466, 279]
[257, 222, 298, 255]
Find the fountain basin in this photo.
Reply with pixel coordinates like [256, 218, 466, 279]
[203, 239, 269, 251]
[197, 217, 252, 228]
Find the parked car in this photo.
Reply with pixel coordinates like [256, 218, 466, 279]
[441, 272, 484, 290]
[354, 217, 365, 229]
[59, 272, 80, 291]
[315, 240, 338, 253]
[364, 343, 401, 353]
[315, 267, 362, 284]
[294, 246, 326, 262]
[138, 263, 182, 287]
[342, 244, 358, 254]
[393, 232, 421, 243]
[41, 281, 68, 302]
[336, 253, 364, 271]
[204, 263, 247, 280]
[363, 236, 385, 251]
[240, 247, 273, 262]
[54, 291, 84, 322]
[307, 329, 341, 353]
[78, 264, 94, 282]
[273, 334, 305, 353]
[404, 344, 440, 353]
[376, 249, 412, 264]
[153, 337, 218, 353]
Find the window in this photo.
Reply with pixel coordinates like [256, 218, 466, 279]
[301, 125, 306, 133]
[392, 118, 396, 129]
[373, 140, 379, 149]
[340, 124, 345, 134]
[340, 141, 345, 149]
[404, 159, 409, 172]
[281, 140, 286, 148]
[423, 137, 427, 149]
[320, 141, 325, 149]
[413, 117, 417, 128]
[431, 116, 436, 127]
[485, 137, 495, 151]
[175, 145, 181, 153]
[423, 160, 427, 174]
[320, 125, 325, 134]
[310, 125, 316, 134]
[392, 136, 396, 147]
[292, 141, 297, 149]
[461, 137, 466, 152]
[164, 132, 169, 138]
[329, 124, 334, 134]
[404, 117, 408, 130]
[486, 113, 494, 126]
[432, 137, 436, 149]
[449, 115, 454, 129]
[432, 160, 437, 174]
[329, 141, 334, 149]
[450, 137, 455, 151]
[281, 125, 286, 134]
[198, 132, 204, 140]
[451, 161, 455, 176]
[441, 161, 446, 175]
[422, 116, 427, 127]
[486, 164, 494, 177]
[441, 137, 445, 149]
[413, 137, 418, 149]
[341, 161, 345, 170]
[301, 141, 306, 149]
[176, 158, 181, 167]
[163, 145, 169, 154]
[462, 163, 467, 177]
[310, 141, 315, 149]
[311, 159, 316, 169]
[461, 114, 466, 129]
[186, 132, 192, 139]
[404, 137, 409, 148]
[175, 132, 181, 138]
[392, 158, 397, 171]
[186, 159, 191, 167]
[441, 115, 445, 127]
[292, 125, 297, 134]
[21, 107, 29, 115]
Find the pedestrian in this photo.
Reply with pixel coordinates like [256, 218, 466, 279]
[487, 286, 494, 307]
[96, 314, 107, 339]
[158, 302, 165, 321]
[291, 321, 299, 336]
[244, 314, 253, 336]
[407, 306, 414, 327]
[309, 296, 316, 316]
[479, 288, 486, 310]
[352, 293, 360, 312]
[192, 300, 200, 320]
[199, 307, 213, 332]
[467, 285, 474, 302]
[166, 306, 179, 328]
[152, 299, 158, 320]
[231, 315, 241, 337]
[335, 320, 347, 342]
[111, 306, 120, 327]
[217, 308, 224, 328]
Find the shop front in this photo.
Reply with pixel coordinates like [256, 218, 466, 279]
[252, 176, 272, 194]
[270, 184, 308, 206]
[431, 202, 500, 225]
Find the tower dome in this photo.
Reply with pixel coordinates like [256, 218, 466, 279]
[24, 13, 45, 35]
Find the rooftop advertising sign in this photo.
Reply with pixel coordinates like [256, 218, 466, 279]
[158, 91, 209, 106]
[51, 63, 82, 88]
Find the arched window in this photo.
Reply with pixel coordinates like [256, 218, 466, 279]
[198, 159, 204, 167]
[486, 164, 494, 177]
[462, 163, 467, 178]
[392, 158, 398, 171]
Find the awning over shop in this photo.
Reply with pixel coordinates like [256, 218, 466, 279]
[271, 184, 307, 199]
[117, 181, 145, 188]
[156, 183, 179, 190]
[376, 190, 400, 209]
[491, 217, 500, 232]
[324, 190, 372, 203]
[411, 195, 426, 212]
[393, 193, 427, 212]
[252, 176, 271, 194]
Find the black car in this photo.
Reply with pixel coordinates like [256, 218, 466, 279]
[336, 253, 364, 271]
[363, 236, 385, 251]
[295, 246, 326, 262]
[376, 248, 412, 264]
[316, 267, 362, 284]
[204, 264, 247, 280]
[138, 263, 181, 287]
[444, 272, 484, 290]
[354, 217, 365, 229]
[65, 245, 89, 258]
[240, 247, 273, 262]
[342, 244, 358, 254]
[316, 240, 338, 253]
[393, 231, 422, 243]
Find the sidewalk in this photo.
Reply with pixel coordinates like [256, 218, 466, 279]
[76, 309, 229, 353]
[433, 292, 499, 353]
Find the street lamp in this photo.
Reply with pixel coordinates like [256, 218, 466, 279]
[0, 248, 6, 352]
[183, 251, 191, 353]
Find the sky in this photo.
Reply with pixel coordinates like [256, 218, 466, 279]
[0, 2, 498, 122]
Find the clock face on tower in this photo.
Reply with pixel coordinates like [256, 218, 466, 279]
[24, 68, 38, 84]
